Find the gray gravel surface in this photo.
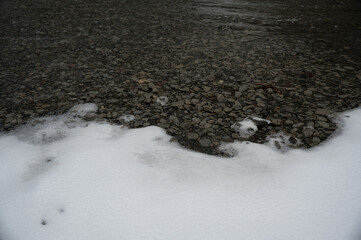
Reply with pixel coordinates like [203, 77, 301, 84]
[1, 0, 361, 155]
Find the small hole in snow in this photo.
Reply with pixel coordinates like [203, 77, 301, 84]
[41, 220, 47, 225]
[345, 115, 350, 118]
[60, 208, 65, 213]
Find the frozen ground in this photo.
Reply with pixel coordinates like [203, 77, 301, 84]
[0, 104, 361, 240]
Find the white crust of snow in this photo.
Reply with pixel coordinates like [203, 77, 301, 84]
[1, 106, 361, 240]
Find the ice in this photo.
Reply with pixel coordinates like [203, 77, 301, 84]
[157, 96, 169, 106]
[0, 105, 361, 240]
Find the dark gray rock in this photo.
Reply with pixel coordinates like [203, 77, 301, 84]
[187, 132, 199, 140]
[199, 138, 211, 147]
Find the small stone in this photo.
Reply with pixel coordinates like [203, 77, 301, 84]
[270, 118, 282, 125]
[285, 120, 293, 125]
[134, 121, 142, 127]
[217, 94, 225, 101]
[315, 109, 333, 115]
[292, 123, 305, 128]
[181, 122, 192, 128]
[187, 132, 199, 140]
[222, 136, 234, 142]
[111, 36, 120, 43]
[274, 141, 282, 149]
[214, 108, 222, 113]
[224, 107, 232, 112]
[192, 117, 201, 124]
[312, 137, 321, 144]
[238, 86, 248, 92]
[229, 112, 238, 118]
[172, 101, 184, 108]
[169, 115, 179, 125]
[203, 86, 211, 92]
[306, 121, 314, 127]
[318, 121, 330, 128]
[199, 138, 211, 147]
[304, 90, 313, 96]
[303, 128, 314, 137]
[289, 137, 297, 145]
[138, 79, 147, 84]
[232, 133, 239, 139]
[317, 116, 327, 121]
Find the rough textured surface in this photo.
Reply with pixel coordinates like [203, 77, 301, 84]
[1, 0, 360, 155]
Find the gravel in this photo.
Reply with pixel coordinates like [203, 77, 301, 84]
[0, 0, 361, 155]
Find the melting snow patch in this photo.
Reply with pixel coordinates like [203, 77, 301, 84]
[0, 105, 361, 240]
[266, 132, 300, 151]
[68, 103, 97, 117]
[157, 96, 169, 106]
[231, 116, 270, 138]
[249, 116, 271, 125]
[231, 119, 257, 138]
[119, 114, 135, 122]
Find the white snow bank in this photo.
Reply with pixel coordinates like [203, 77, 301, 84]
[0, 105, 361, 240]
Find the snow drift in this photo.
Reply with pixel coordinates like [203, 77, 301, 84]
[0, 104, 361, 240]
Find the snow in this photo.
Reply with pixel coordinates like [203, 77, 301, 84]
[231, 116, 270, 138]
[0, 105, 361, 240]
[249, 116, 271, 124]
[231, 119, 258, 138]
[119, 114, 135, 122]
[68, 103, 97, 117]
[266, 132, 300, 151]
[156, 96, 169, 106]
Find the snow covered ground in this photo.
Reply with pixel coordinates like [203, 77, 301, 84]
[0, 104, 361, 240]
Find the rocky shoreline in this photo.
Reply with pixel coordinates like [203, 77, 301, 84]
[1, 0, 360, 155]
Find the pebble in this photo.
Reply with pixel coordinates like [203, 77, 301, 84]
[274, 141, 282, 149]
[187, 132, 199, 140]
[304, 90, 313, 96]
[303, 128, 314, 138]
[318, 121, 330, 128]
[199, 138, 211, 147]
[315, 109, 333, 116]
[285, 120, 294, 125]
